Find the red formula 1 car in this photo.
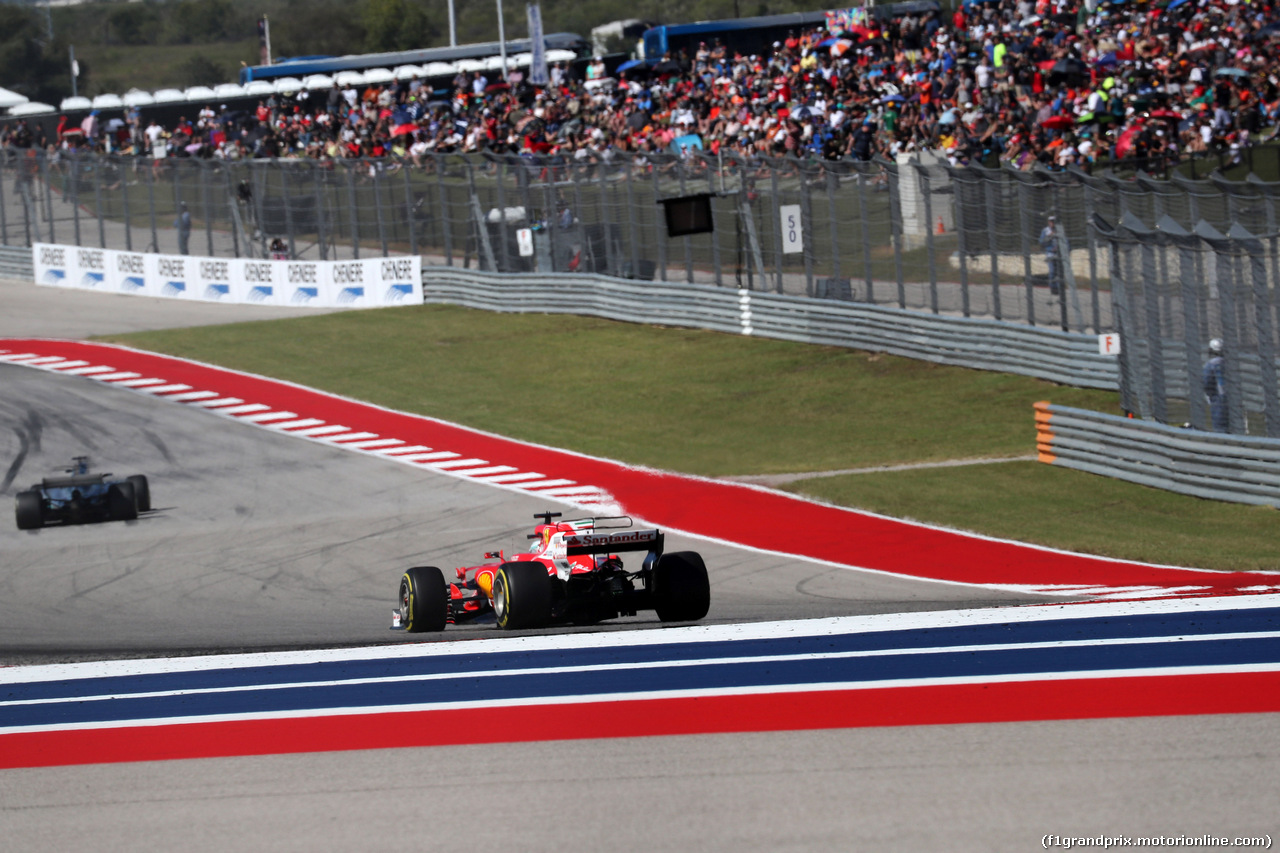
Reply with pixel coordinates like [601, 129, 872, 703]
[394, 511, 710, 632]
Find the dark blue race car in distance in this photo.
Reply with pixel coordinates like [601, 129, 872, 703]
[14, 457, 151, 530]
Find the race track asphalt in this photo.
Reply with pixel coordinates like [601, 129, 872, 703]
[1, 276, 1276, 852]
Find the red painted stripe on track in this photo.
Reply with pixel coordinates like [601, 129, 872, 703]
[2, 338, 1269, 593]
[3, 671, 1278, 769]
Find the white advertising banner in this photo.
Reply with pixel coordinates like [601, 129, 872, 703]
[32, 244, 422, 309]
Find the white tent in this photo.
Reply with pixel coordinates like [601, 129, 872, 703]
[455, 59, 486, 73]
[393, 65, 424, 80]
[271, 77, 303, 94]
[213, 83, 247, 100]
[546, 49, 576, 63]
[60, 96, 92, 111]
[153, 88, 186, 104]
[243, 80, 277, 96]
[91, 93, 124, 109]
[8, 102, 55, 116]
[122, 89, 156, 107]
[335, 70, 366, 88]
[184, 86, 217, 102]
[422, 62, 455, 78]
[362, 67, 394, 85]
[302, 74, 336, 91]
[0, 86, 29, 109]
[483, 56, 508, 71]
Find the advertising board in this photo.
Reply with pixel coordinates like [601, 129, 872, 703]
[32, 244, 422, 309]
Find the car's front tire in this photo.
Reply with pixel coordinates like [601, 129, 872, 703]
[652, 551, 710, 623]
[400, 566, 448, 633]
[15, 491, 43, 530]
[493, 562, 553, 630]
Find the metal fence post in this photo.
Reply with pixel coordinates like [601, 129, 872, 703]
[769, 164, 783, 293]
[920, 165, 937, 314]
[41, 155, 56, 245]
[281, 164, 296, 260]
[372, 162, 389, 257]
[145, 160, 157, 252]
[679, 163, 694, 282]
[494, 157, 509, 272]
[314, 164, 328, 260]
[826, 167, 840, 289]
[436, 159, 453, 266]
[857, 168, 872, 302]
[985, 170, 1001, 320]
[955, 172, 970, 318]
[0, 155, 9, 246]
[1018, 179, 1035, 324]
[887, 161, 905, 308]
[402, 162, 417, 258]
[799, 161, 814, 298]
[201, 162, 214, 256]
[93, 157, 106, 248]
[346, 163, 360, 260]
[223, 166, 241, 258]
[625, 161, 640, 279]
[1180, 239, 1207, 430]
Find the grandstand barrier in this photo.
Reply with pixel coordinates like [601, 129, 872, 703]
[422, 265, 1121, 390]
[31, 243, 422, 309]
[1034, 401, 1280, 506]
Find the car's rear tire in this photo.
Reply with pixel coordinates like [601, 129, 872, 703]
[15, 491, 43, 530]
[127, 475, 151, 512]
[399, 566, 448, 633]
[108, 482, 138, 521]
[493, 562, 553, 630]
[652, 551, 710, 623]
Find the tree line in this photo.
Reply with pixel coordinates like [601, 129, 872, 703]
[2, 0, 821, 104]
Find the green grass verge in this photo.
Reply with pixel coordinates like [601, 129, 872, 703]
[99, 304, 1277, 572]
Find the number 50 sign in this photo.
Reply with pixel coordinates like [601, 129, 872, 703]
[780, 204, 803, 254]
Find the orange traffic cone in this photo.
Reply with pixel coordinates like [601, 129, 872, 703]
[936, 216, 945, 234]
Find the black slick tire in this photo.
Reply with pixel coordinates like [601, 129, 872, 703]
[493, 562, 553, 630]
[399, 566, 448, 633]
[15, 491, 43, 530]
[652, 551, 711, 623]
[127, 475, 151, 512]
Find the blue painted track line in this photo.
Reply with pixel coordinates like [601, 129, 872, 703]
[4, 634, 1279, 730]
[7, 606, 1280, 706]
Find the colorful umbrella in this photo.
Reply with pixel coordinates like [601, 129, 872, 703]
[1040, 114, 1075, 130]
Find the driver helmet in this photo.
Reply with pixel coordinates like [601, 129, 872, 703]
[1209, 338, 1223, 355]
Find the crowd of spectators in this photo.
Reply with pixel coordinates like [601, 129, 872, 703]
[5, 0, 1279, 174]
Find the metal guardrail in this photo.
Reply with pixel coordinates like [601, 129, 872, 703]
[423, 266, 1121, 390]
[1035, 401, 1280, 506]
[0, 245, 33, 280]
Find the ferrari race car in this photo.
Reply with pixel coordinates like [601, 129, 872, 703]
[395, 511, 710, 632]
[14, 456, 152, 530]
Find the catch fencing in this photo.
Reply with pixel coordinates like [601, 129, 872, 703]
[0, 149, 1273, 318]
[1035, 402, 1280, 507]
[8, 146, 1280, 435]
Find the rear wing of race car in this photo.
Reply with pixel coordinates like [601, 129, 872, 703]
[563, 528, 664, 557]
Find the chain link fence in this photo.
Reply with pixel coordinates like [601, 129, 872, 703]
[5, 146, 1280, 436]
